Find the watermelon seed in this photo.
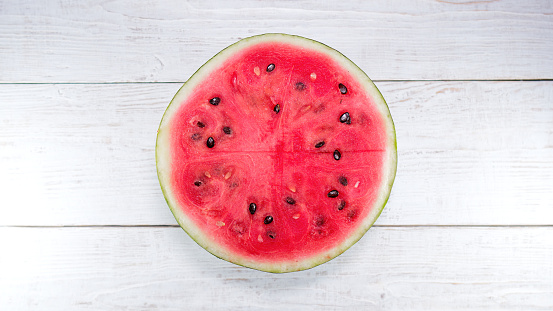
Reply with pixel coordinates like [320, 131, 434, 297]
[264, 215, 273, 224]
[191, 133, 202, 141]
[339, 176, 348, 186]
[340, 112, 351, 124]
[315, 141, 325, 148]
[347, 209, 358, 221]
[354, 181, 360, 188]
[222, 126, 231, 135]
[204, 171, 212, 178]
[216, 221, 225, 227]
[285, 197, 296, 205]
[224, 171, 232, 180]
[249, 203, 257, 215]
[209, 97, 220, 106]
[315, 216, 325, 226]
[292, 213, 300, 219]
[267, 63, 275, 72]
[267, 231, 276, 239]
[310, 72, 317, 80]
[231, 72, 238, 88]
[337, 200, 346, 211]
[327, 190, 339, 198]
[339, 83, 348, 94]
[206, 137, 215, 148]
[288, 185, 296, 193]
[295, 82, 306, 91]
[254, 66, 261, 76]
[194, 181, 202, 187]
[196, 121, 205, 128]
[333, 149, 341, 160]
[274, 104, 281, 114]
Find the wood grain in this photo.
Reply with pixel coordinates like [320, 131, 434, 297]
[1, 226, 551, 310]
[0, 0, 552, 82]
[2, 1, 552, 309]
[1, 81, 551, 226]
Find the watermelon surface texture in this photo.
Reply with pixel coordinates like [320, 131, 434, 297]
[156, 34, 397, 273]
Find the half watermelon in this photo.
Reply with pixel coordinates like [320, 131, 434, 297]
[156, 34, 397, 273]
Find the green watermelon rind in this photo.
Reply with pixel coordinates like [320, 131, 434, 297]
[156, 33, 397, 273]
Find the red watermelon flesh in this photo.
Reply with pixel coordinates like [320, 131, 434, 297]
[156, 34, 397, 273]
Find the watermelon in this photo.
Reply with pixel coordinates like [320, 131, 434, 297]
[156, 34, 397, 273]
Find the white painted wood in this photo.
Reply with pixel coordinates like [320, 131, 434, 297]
[1, 227, 551, 310]
[1, 82, 552, 226]
[1, 1, 551, 309]
[0, 0, 552, 82]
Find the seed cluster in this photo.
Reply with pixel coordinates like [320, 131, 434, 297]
[197, 68, 358, 239]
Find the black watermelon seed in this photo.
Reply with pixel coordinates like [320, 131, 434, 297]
[295, 82, 306, 91]
[315, 141, 325, 148]
[274, 104, 280, 114]
[194, 181, 202, 187]
[285, 197, 296, 205]
[337, 200, 346, 210]
[206, 137, 215, 148]
[328, 190, 339, 198]
[339, 176, 348, 186]
[191, 133, 202, 141]
[339, 83, 348, 94]
[222, 126, 231, 135]
[333, 149, 341, 161]
[268, 231, 276, 239]
[340, 112, 351, 124]
[209, 97, 220, 106]
[249, 203, 257, 215]
[197, 121, 205, 128]
[264, 215, 273, 224]
[267, 63, 275, 72]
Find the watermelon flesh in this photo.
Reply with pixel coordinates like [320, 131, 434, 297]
[157, 34, 397, 272]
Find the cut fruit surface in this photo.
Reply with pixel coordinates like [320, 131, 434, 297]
[156, 34, 397, 273]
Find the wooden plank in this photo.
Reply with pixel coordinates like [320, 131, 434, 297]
[1, 227, 551, 310]
[0, 81, 551, 226]
[0, 0, 552, 82]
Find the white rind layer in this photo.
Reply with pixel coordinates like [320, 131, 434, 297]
[156, 33, 397, 273]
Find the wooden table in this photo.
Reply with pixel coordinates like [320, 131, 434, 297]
[1, 1, 552, 309]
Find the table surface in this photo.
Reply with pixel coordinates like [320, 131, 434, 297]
[1, 1, 552, 310]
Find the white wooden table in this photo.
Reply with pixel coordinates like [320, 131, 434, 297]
[1, 1, 552, 309]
